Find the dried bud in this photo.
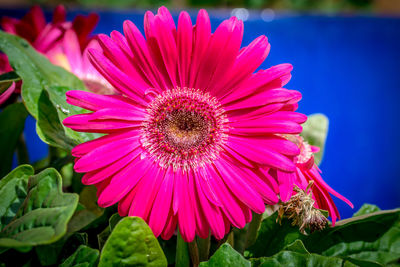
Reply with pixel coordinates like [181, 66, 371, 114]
[278, 181, 328, 234]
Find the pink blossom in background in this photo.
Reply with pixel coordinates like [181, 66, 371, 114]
[0, 5, 111, 104]
[64, 7, 308, 242]
[274, 135, 353, 224]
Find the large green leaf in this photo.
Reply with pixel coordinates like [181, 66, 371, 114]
[0, 31, 84, 119]
[0, 103, 28, 177]
[250, 251, 348, 267]
[98, 217, 167, 267]
[247, 209, 400, 266]
[59, 245, 99, 267]
[0, 32, 95, 149]
[301, 113, 329, 165]
[0, 167, 79, 248]
[0, 165, 33, 230]
[199, 243, 250, 267]
[303, 209, 400, 266]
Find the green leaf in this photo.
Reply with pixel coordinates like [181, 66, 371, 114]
[199, 243, 250, 267]
[0, 31, 85, 119]
[45, 86, 99, 144]
[36, 90, 78, 150]
[35, 232, 89, 266]
[353, 204, 381, 217]
[98, 217, 167, 267]
[59, 245, 99, 267]
[303, 209, 400, 266]
[283, 240, 309, 254]
[0, 32, 95, 150]
[246, 212, 303, 258]
[68, 186, 104, 234]
[250, 251, 346, 267]
[0, 165, 33, 230]
[247, 209, 400, 266]
[108, 213, 122, 232]
[301, 113, 329, 165]
[0, 103, 28, 177]
[0, 167, 79, 248]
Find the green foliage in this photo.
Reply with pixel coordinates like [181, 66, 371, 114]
[60, 245, 99, 267]
[0, 165, 33, 230]
[301, 113, 329, 165]
[98, 217, 168, 267]
[353, 204, 381, 217]
[246, 209, 400, 266]
[0, 31, 96, 150]
[0, 166, 79, 249]
[0, 103, 28, 177]
[199, 243, 250, 267]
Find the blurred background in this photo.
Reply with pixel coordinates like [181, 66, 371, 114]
[1, 0, 400, 14]
[1, 0, 399, 219]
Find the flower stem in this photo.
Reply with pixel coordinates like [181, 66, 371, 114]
[188, 240, 199, 267]
[197, 235, 210, 262]
[176, 230, 190, 267]
[245, 212, 262, 248]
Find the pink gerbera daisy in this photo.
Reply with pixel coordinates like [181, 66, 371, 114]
[275, 135, 353, 224]
[63, 7, 307, 242]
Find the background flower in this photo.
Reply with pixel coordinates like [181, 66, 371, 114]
[0, 5, 106, 105]
[275, 135, 353, 224]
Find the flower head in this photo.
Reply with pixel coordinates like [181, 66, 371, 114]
[278, 181, 329, 234]
[64, 7, 307, 242]
[275, 135, 353, 225]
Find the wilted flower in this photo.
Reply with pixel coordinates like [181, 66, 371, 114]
[278, 181, 329, 234]
[64, 7, 307, 242]
[275, 135, 353, 225]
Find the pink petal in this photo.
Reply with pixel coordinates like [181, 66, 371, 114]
[52, 5, 66, 24]
[74, 136, 139, 172]
[220, 63, 293, 103]
[149, 168, 175, 237]
[66, 90, 136, 112]
[177, 11, 193, 87]
[97, 157, 152, 206]
[87, 48, 148, 104]
[97, 34, 150, 91]
[214, 159, 265, 213]
[82, 147, 141, 185]
[226, 136, 296, 172]
[194, 17, 242, 91]
[216, 36, 271, 99]
[188, 9, 211, 88]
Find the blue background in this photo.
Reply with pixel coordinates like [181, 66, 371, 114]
[1, 7, 400, 219]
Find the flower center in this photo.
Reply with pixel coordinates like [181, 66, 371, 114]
[284, 135, 313, 164]
[141, 87, 229, 171]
